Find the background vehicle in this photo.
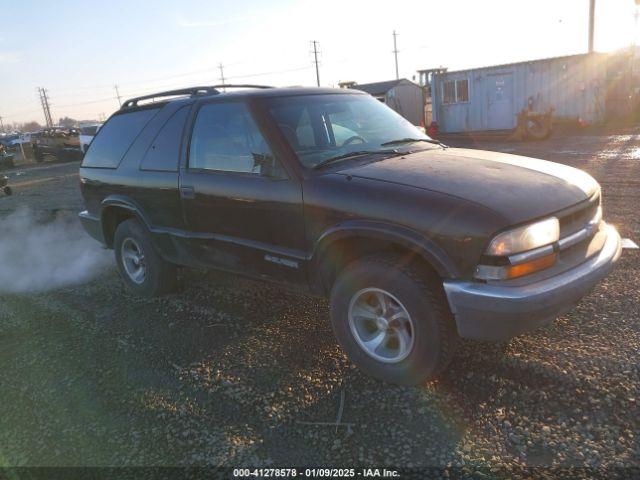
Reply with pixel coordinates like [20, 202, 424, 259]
[79, 85, 621, 385]
[79, 124, 102, 153]
[0, 133, 19, 149]
[31, 127, 81, 162]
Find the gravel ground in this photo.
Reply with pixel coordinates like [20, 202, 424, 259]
[0, 134, 638, 477]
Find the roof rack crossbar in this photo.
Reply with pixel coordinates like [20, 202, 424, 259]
[121, 84, 274, 109]
[121, 86, 219, 109]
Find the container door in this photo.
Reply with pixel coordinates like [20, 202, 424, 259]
[487, 73, 515, 130]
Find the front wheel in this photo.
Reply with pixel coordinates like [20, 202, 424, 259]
[113, 218, 177, 297]
[330, 254, 457, 385]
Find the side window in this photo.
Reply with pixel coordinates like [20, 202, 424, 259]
[443, 81, 455, 104]
[456, 79, 469, 102]
[189, 102, 282, 177]
[140, 106, 189, 172]
[82, 108, 159, 168]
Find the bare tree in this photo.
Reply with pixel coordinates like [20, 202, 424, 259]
[21, 121, 42, 132]
[58, 117, 78, 128]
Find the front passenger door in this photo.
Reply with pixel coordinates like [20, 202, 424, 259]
[179, 100, 307, 286]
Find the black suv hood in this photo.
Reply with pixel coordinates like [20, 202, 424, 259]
[336, 147, 598, 223]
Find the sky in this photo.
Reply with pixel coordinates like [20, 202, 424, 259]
[0, 0, 638, 126]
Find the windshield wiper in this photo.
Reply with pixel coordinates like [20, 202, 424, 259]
[380, 138, 447, 148]
[312, 149, 399, 170]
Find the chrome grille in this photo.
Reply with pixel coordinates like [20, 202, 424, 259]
[559, 194, 599, 237]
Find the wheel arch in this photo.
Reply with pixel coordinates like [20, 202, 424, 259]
[310, 221, 459, 295]
[100, 196, 152, 248]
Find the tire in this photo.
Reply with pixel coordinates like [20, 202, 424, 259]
[113, 218, 177, 297]
[3, 186, 11, 196]
[330, 254, 457, 385]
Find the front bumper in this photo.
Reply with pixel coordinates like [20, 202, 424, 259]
[443, 225, 622, 341]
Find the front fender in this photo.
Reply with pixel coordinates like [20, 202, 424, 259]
[311, 220, 459, 287]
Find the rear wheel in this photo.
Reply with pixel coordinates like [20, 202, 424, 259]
[330, 254, 457, 385]
[113, 218, 177, 297]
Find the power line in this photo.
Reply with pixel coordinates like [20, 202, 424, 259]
[311, 40, 320, 87]
[5, 62, 316, 121]
[392, 30, 399, 79]
[227, 64, 312, 79]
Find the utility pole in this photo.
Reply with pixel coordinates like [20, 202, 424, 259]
[392, 30, 399, 79]
[588, 0, 595, 53]
[0, 115, 4, 133]
[218, 63, 226, 92]
[310, 40, 321, 87]
[634, 0, 639, 47]
[115, 84, 122, 107]
[38, 87, 53, 127]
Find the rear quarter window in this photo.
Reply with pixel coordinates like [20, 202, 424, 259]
[82, 108, 159, 168]
[140, 106, 189, 172]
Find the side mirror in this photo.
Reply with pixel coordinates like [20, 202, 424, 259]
[252, 152, 285, 179]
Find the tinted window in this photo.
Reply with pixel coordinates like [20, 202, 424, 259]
[82, 108, 159, 168]
[189, 102, 276, 175]
[140, 106, 189, 172]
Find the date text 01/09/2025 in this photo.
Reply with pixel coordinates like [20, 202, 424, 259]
[232, 467, 400, 477]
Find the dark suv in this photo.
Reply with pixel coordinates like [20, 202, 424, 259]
[79, 85, 621, 385]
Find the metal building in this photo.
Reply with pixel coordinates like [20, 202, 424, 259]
[418, 50, 639, 134]
[346, 79, 425, 126]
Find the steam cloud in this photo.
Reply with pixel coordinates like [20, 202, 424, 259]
[0, 208, 112, 293]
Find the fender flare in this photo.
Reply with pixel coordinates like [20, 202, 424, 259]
[100, 195, 153, 245]
[311, 220, 459, 287]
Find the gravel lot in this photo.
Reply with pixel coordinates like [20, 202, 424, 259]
[0, 133, 638, 477]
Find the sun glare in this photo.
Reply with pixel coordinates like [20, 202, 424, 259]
[596, 0, 640, 52]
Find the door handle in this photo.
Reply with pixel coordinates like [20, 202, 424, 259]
[180, 186, 195, 199]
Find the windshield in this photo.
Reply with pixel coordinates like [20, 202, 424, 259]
[264, 93, 433, 168]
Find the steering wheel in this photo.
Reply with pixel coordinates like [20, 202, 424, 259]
[342, 135, 366, 146]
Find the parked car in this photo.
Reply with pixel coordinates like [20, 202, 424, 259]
[31, 127, 81, 162]
[79, 85, 621, 385]
[11, 132, 35, 146]
[0, 133, 19, 149]
[79, 124, 102, 153]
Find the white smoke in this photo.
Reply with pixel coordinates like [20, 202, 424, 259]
[0, 208, 112, 293]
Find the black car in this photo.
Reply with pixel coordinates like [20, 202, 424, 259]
[79, 85, 621, 385]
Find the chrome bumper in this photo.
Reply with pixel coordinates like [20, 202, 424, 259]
[443, 225, 622, 341]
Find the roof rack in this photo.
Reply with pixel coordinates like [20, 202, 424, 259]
[120, 84, 273, 109]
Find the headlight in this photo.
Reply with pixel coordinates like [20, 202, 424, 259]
[486, 217, 559, 256]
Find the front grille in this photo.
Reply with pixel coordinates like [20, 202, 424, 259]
[558, 193, 599, 238]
